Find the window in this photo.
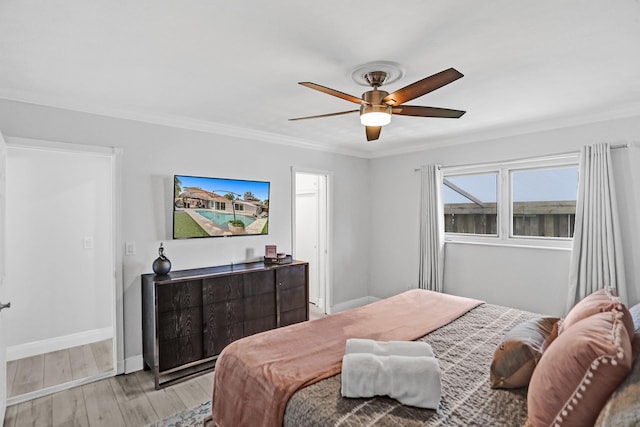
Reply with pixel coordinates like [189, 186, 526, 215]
[443, 172, 498, 235]
[442, 154, 579, 247]
[511, 166, 578, 238]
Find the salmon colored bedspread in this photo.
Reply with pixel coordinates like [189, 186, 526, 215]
[211, 289, 483, 427]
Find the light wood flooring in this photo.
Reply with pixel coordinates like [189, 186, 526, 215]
[3, 368, 214, 427]
[6, 339, 113, 398]
[4, 305, 326, 426]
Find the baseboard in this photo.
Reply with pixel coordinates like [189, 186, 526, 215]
[330, 296, 380, 313]
[125, 355, 144, 373]
[7, 369, 115, 406]
[7, 327, 113, 361]
[116, 358, 126, 374]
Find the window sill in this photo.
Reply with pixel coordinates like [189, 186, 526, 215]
[444, 236, 573, 252]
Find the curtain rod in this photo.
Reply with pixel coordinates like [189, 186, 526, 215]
[414, 143, 628, 172]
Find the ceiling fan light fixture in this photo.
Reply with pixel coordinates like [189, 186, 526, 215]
[360, 104, 392, 126]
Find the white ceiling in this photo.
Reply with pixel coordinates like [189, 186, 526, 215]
[1, 1, 640, 158]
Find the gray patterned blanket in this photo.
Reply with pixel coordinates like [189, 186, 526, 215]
[284, 303, 537, 427]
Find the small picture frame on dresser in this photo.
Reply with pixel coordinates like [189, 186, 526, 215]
[265, 245, 277, 258]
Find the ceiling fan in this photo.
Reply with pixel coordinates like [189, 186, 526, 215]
[289, 67, 465, 141]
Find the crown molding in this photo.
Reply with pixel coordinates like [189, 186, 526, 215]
[366, 102, 640, 158]
[0, 89, 370, 159]
[2, 88, 640, 160]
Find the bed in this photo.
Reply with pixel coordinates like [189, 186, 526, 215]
[283, 302, 534, 426]
[210, 289, 640, 427]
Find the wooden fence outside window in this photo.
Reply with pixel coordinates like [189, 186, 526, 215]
[444, 201, 575, 237]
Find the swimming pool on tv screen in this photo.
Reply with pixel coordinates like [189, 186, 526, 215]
[195, 210, 256, 229]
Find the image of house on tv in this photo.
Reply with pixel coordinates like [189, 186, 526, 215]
[173, 176, 269, 238]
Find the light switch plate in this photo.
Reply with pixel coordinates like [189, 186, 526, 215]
[83, 236, 94, 249]
[125, 242, 136, 255]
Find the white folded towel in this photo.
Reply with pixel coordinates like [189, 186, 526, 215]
[341, 353, 441, 409]
[345, 338, 434, 357]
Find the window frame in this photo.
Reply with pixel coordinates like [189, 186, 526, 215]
[443, 169, 500, 237]
[442, 154, 579, 249]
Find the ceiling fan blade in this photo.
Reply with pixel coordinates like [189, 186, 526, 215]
[366, 126, 382, 141]
[298, 82, 367, 105]
[382, 68, 463, 106]
[289, 110, 358, 121]
[392, 105, 466, 118]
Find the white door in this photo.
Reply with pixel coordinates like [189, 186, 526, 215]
[0, 129, 9, 420]
[294, 171, 329, 313]
[296, 184, 320, 305]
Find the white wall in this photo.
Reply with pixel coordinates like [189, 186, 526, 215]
[0, 99, 371, 367]
[5, 146, 114, 351]
[369, 116, 640, 316]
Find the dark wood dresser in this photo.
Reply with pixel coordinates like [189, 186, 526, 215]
[142, 260, 309, 388]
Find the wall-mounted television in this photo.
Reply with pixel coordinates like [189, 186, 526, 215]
[173, 175, 270, 239]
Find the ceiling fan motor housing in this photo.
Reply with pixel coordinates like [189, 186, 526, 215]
[360, 89, 391, 114]
[360, 89, 392, 126]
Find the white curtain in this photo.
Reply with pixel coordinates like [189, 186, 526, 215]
[566, 143, 627, 312]
[418, 164, 445, 292]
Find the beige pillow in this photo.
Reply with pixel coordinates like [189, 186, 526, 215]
[489, 316, 559, 389]
[542, 319, 559, 352]
[631, 302, 640, 360]
[526, 309, 633, 427]
[630, 302, 640, 332]
[560, 288, 634, 343]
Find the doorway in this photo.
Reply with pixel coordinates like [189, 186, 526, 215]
[293, 170, 330, 314]
[4, 139, 118, 404]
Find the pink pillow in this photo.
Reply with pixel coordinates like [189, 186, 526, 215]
[560, 288, 635, 343]
[526, 308, 633, 427]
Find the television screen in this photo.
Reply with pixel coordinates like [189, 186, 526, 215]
[173, 175, 270, 239]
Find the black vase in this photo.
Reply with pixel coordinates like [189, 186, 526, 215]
[152, 243, 171, 275]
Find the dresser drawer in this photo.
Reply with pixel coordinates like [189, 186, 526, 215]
[203, 275, 243, 304]
[244, 316, 276, 337]
[244, 270, 275, 296]
[204, 299, 244, 331]
[157, 280, 202, 313]
[204, 323, 244, 357]
[276, 265, 306, 290]
[158, 334, 203, 371]
[280, 307, 307, 327]
[158, 306, 203, 341]
[279, 285, 307, 312]
[244, 293, 276, 320]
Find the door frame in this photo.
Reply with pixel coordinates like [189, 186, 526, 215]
[4, 137, 123, 405]
[0, 129, 8, 420]
[291, 167, 332, 314]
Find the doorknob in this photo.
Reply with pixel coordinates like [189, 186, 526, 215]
[0, 301, 11, 311]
